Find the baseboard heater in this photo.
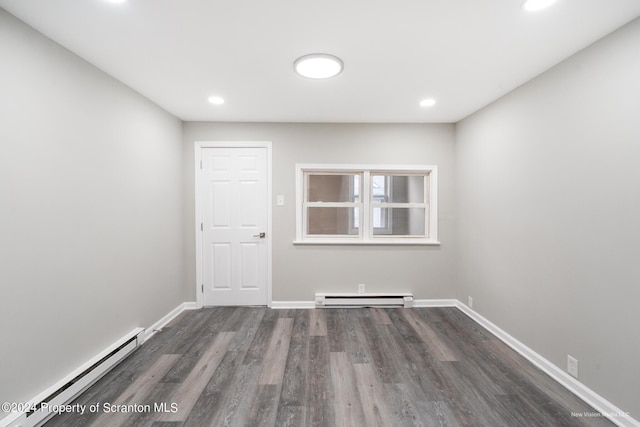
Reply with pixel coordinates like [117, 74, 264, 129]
[315, 293, 414, 308]
[5, 328, 144, 427]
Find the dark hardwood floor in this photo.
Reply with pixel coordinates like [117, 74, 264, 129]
[45, 307, 614, 426]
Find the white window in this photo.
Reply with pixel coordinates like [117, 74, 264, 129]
[295, 164, 439, 245]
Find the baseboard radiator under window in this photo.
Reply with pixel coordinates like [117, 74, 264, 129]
[6, 328, 144, 427]
[315, 293, 414, 308]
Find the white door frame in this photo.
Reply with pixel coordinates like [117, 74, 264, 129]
[195, 141, 273, 308]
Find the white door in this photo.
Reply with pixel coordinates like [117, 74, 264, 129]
[201, 147, 268, 306]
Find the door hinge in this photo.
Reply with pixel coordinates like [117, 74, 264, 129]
[200, 160, 202, 169]
[201, 284, 204, 293]
[200, 222, 203, 231]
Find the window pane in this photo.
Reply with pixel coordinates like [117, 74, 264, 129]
[373, 206, 385, 228]
[307, 174, 360, 202]
[308, 207, 359, 235]
[372, 208, 426, 236]
[371, 175, 425, 204]
[371, 175, 387, 198]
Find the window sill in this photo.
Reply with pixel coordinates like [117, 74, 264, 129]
[293, 239, 441, 246]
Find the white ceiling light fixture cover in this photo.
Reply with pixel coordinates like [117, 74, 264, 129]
[208, 96, 224, 105]
[294, 54, 344, 79]
[522, 0, 558, 12]
[420, 98, 437, 107]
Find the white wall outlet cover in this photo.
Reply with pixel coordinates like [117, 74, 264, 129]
[358, 284, 365, 294]
[276, 195, 285, 206]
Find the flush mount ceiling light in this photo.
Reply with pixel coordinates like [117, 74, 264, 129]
[294, 54, 344, 79]
[106, 0, 127, 3]
[208, 96, 225, 105]
[522, 0, 557, 12]
[420, 98, 437, 107]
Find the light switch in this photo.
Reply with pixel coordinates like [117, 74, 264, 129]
[277, 195, 285, 206]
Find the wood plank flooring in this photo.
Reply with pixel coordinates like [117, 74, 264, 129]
[45, 307, 614, 427]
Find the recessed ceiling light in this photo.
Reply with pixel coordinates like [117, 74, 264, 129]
[208, 96, 224, 105]
[522, 0, 557, 12]
[106, 0, 127, 3]
[420, 98, 437, 107]
[294, 54, 343, 79]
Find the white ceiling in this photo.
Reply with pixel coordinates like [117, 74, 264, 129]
[2, 0, 639, 123]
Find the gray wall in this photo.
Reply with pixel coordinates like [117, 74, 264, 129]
[0, 9, 185, 410]
[183, 123, 456, 301]
[455, 17, 640, 419]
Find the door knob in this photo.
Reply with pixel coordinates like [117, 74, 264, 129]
[253, 232, 266, 238]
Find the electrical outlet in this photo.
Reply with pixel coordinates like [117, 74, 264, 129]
[567, 355, 578, 378]
[358, 284, 365, 294]
[468, 296, 473, 308]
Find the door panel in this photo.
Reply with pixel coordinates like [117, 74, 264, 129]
[240, 242, 259, 288]
[211, 243, 231, 289]
[202, 147, 268, 306]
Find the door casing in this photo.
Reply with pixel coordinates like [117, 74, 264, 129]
[195, 141, 272, 308]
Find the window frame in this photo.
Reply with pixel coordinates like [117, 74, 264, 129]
[294, 164, 439, 245]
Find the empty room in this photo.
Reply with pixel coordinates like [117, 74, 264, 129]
[1, 0, 639, 426]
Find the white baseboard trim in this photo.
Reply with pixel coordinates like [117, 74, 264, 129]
[183, 301, 198, 310]
[455, 301, 638, 427]
[270, 299, 458, 309]
[140, 302, 197, 344]
[412, 298, 458, 308]
[271, 300, 316, 309]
